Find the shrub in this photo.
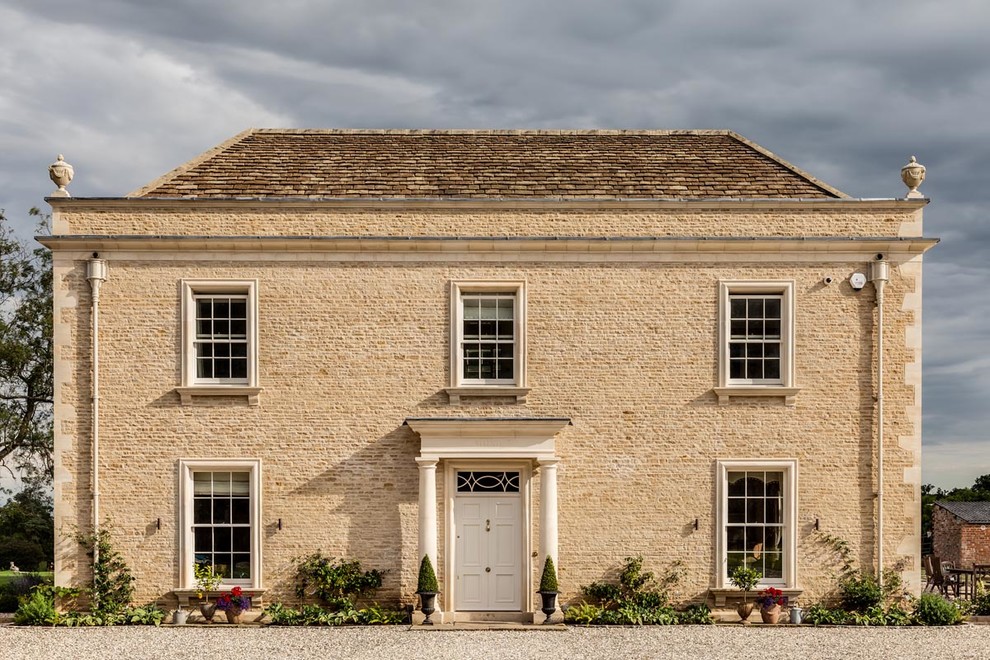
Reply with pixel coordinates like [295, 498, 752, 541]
[263, 601, 405, 626]
[294, 553, 384, 608]
[804, 603, 850, 625]
[676, 604, 714, 625]
[267, 553, 402, 626]
[972, 592, 990, 616]
[13, 586, 58, 626]
[569, 556, 684, 625]
[417, 555, 438, 594]
[913, 593, 963, 626]
[838, 573, 884, 612]
[539, 556, 558, 593]
[358, 603, 408, 625]
[564, 602, 603, 625]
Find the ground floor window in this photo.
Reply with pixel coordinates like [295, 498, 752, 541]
[178, 459, 262, 589]
[716, 459, 797, 588]
[193, 471, 251, 579]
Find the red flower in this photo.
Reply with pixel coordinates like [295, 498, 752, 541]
[231, 586, 243, 597]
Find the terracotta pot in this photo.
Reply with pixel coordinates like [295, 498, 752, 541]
[225, 607, 243, 624]
[761, 604, 781, 624]
[199, 602, 217, 622]
[736, 601, 755, 621]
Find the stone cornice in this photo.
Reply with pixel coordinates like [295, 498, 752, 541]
[45, 196, 929, 213]
[37, 234, 940, 258]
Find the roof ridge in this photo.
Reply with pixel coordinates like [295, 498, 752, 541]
[127, 128, 257, 197]
[250, 128, 737, 136]
[724, 131, 848, 199]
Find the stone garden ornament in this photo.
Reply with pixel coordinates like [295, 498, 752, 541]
[901, 156, 925, 198]
[49, 154, 74, 197]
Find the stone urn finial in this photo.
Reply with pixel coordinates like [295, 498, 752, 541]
[49, 154, 74, 197]
[900, 155, 925, 198]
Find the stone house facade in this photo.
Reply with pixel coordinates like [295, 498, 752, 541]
[44, 130, 935, 621]
[932, 502, 990, 568]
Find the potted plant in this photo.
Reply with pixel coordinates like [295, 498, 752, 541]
[416, 554, 439, 625]
[756, 586, 787, 624]
[215, 586, 251, 624]
[537, 555, 559, 624]
[194, 563, 223, 622]
[729, 565, 761, 622]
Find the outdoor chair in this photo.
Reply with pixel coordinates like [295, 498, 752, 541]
[923, 555, 937, 593]
[926, 556, 955, 597]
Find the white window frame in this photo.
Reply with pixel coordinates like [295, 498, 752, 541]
[715, 459, 797, 589]
[178, 458, 262, 590]
[449, 281, 527, 389]
[715, 280, 798, 405]
[178, 280, 261, 405]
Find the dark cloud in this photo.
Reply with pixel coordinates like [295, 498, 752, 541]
[2, 0, 989, 488]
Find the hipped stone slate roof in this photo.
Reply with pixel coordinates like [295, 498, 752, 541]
[130, 129, 846, 200]
[935, 501, 990, 524]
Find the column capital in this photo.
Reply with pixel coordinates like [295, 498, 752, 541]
[537, 457, 559, 468]
[415, 457, 439, 469]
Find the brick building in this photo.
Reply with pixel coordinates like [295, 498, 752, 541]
[932, 501, 990, 569]
[44, 130, 936, 621]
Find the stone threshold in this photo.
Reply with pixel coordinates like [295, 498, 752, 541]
[411, 622, 567, 631]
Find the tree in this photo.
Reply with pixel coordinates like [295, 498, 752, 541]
[0, 483, 53, 570]
[0, 208, 53, 487]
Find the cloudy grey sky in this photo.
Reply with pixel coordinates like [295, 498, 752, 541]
[1, 0, 988, 489]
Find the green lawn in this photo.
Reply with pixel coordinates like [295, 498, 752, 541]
[0, 571, 53, 587]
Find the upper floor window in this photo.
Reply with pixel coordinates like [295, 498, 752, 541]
[728, 293, 783, 384]
[461, 293, 516, 383]
[716, 281, 796, 403]
[194, 294, 249, 382]
[179, 280, 260, 403]
[449, 281, 527, 390]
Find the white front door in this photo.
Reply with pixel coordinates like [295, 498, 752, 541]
[453, 474, 522, 611]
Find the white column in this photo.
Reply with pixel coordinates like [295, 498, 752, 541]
[416, 458, 439, 572]
[538, 459, 559, 568]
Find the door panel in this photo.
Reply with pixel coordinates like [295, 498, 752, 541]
[454, 493, 522, 611]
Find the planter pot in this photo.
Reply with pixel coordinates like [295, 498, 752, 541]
[199, 602, 217, 623]
[418, 591, 438, 625]
[172, 609, 188, 625]
[225, 607, 244, 624]
[736, 601, 755, 622]
[538, 591, 558, 624]
[761, 604, 781, 624]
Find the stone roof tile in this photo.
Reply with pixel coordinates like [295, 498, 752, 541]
[130, 129, 845, 200]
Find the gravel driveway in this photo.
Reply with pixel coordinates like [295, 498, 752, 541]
[2, 625, 990, 660]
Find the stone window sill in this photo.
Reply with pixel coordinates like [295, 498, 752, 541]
[176, 386, 262, 406]
[445, 386, 531, 405]
[710, 587, 803, 607]
[713, 386, 801, 406]
[174, 588, 267, 608]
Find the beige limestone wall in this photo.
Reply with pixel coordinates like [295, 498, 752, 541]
[54, 206, 922, 240]
[52, 242, 924, 607]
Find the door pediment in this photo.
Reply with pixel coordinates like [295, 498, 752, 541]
[405, 417, 570, 461]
